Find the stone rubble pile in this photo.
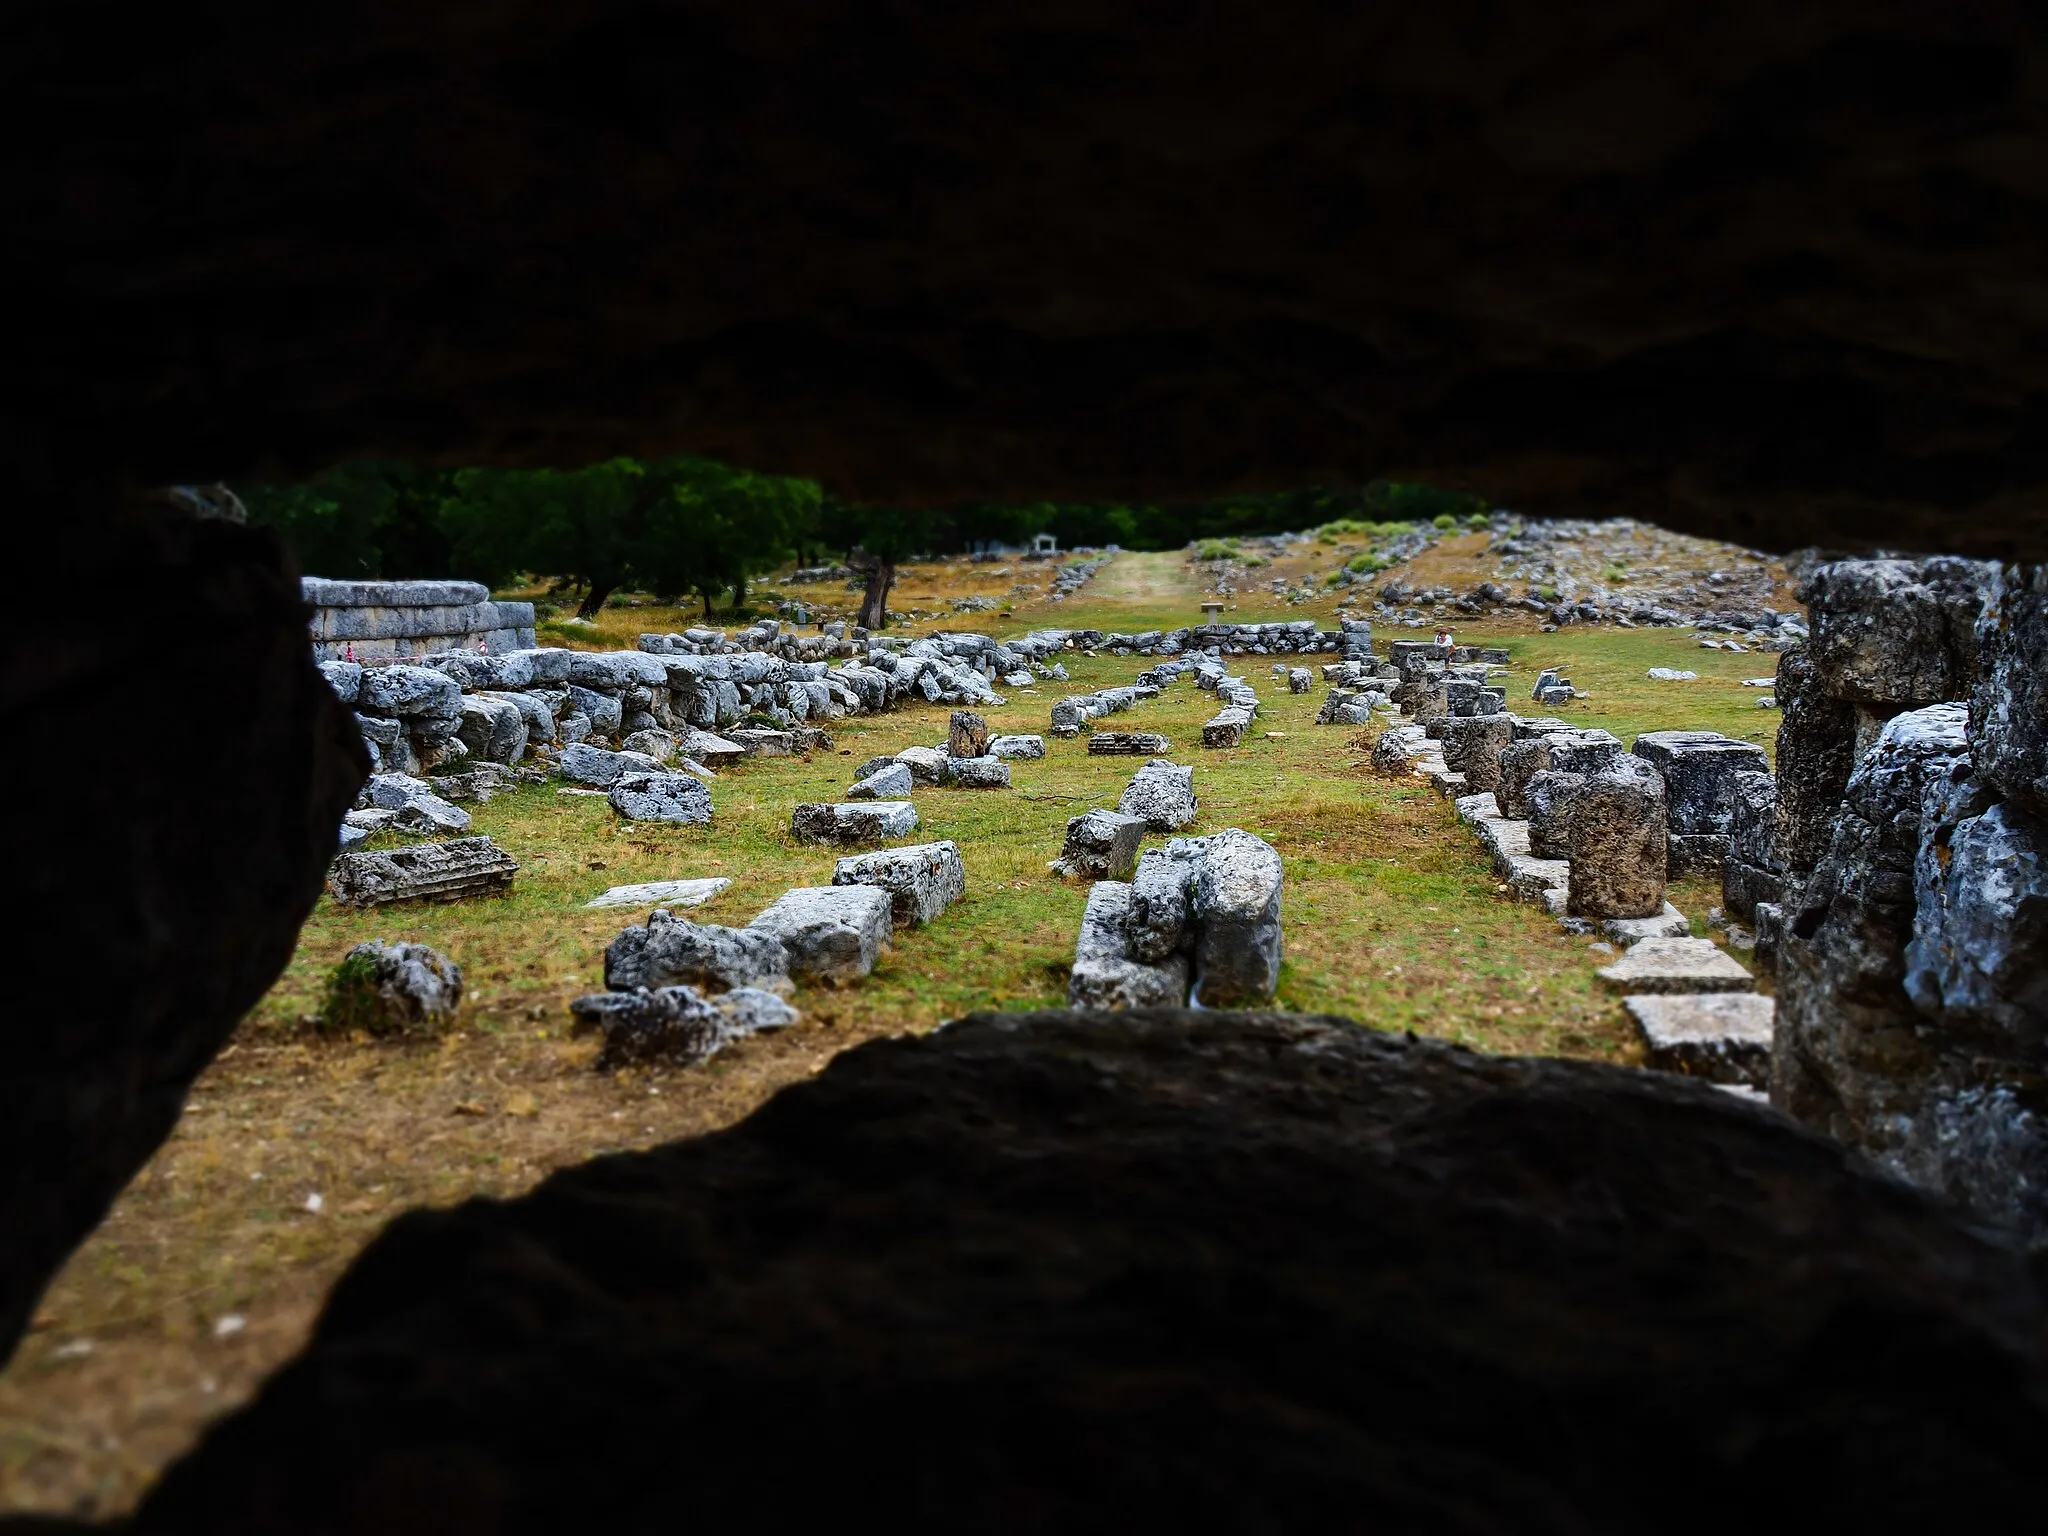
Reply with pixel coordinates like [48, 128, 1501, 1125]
[1068, 829, 1284, 1009]
[1046, 555, 1110, 601]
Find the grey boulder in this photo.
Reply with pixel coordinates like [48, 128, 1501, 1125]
[321, 941, 464, 1035]
[604, 909, 790, 993]
[848, 761, 915, 799]
[609, 773, 714, 824]
[1068, 881, 1190, 1009]
[833, 841, 967, 928]
[1052, 809, 1149, 880]
[1117, 759, 1198, 832]
[749, 885, 894, 983]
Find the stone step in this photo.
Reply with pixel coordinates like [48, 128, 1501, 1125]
[1597, 937, 1753, 994]
[1454, 791, 1500, 826]
[1625, 993, 1775, 1089]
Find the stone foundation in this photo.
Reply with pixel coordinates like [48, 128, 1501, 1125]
[305, 578, 537, 660]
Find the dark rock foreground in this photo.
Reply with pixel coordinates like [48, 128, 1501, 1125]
[133, 1011, 2045, 1532]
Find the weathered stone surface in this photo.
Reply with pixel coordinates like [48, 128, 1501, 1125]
[137, 1012, 2048, 1531]
[1600, 903, 1690, 946]
[360, 772, 473, 834]
[1801, 556, 1996, 705]
[1626, 994, 1775, 1089]
[604, 909, 790, 993]
[679, 729, 747, 767]
[1565, 757, 1668, 920]
[560, 742, 662, 787]
[1598, 937, 1754, 994]
[943, 754, 1010, 788]
[1524, 769, 1582, 860]
[1068, 882, 1190, 1008]
[1370, 723, 1430, 775]
[1630, 730, 1768, 840]
[790, 801, 919, 844]
[620, 727, 678, 762]
[988, 733, 1045, 759]
[1200, 707, 1253, 747]
[1052, 809, 1149, 880]
[1494, 737, 1552, 819]
[713, 987, 802, 1037]
[1970, 562, 2048, 817]
[357, 663, 462, 718]
[570, 985, 731, 1070]
[846, 761, 914, 799]
[327, 836, 519, 907]
[584, 878, 731, 911]
[320, 941, 463, 1035]
[457, 693, 529, 765]
[833, 841, 967, 928]
[1191, 829, 1284, 1006]
[728, 727, 797, 756]
[1772, 645, 1857, 878]
[1123, 841, 1204, 963]
[1438, 712, 1514, 793]
[946, 710, 990, 758]
[609, 772, 714, 824]
[1117, 759, 1198, 832]
[750, 886, 894, 983]
[1088, 731, 1171, 755]
[894, 745, 949, 784]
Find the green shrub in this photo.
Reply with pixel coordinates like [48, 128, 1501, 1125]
[1241, 553, 1266, 568]
[1431, 513, 1457, 530]
[1603, 565, 1629, 584]
[1462, 511, 1492, 529]
[319, 949, 389, 1037]
[1315, 518, 1372, 542]
[1193, 537, 1241, 561]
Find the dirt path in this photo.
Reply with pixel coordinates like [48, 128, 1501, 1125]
[1072, 550, 1205, 609]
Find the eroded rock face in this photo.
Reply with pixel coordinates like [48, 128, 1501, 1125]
[1438, 712, 1514, 793]
[1, 503, 367, 1363]
[1773, 645, 1858, 879]
[1564, 757, 1669, 921]
[135, 1012, 2048, 1531]
[1970, 563, 2048, 817]
[1800, 557, 1997, 706]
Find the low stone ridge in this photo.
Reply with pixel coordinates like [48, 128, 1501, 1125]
[1088, 731, 1171, 755]
[1052, 809, 1148, 880]
[135, 1012, 2048, 1530]
[846, 761, 913, 799]
[790, 801, 919, 845]
[584, 877, 731, 911]
[1597, 937, 1754, 994]
[833, 841, 967, 928]
[1626, 994, 1775, 1089]
[609, 773, 714, 824]
[604, 909, 790, 994]
[327, 836, 519, 907]
[1068, 882, 1191, 1008]
[1117, 758, 1198, 832]
[320, 941, 463, 1036]
[749, 886, 894, 984]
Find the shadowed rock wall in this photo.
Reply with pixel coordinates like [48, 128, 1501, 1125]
[133, 1012, 2046, 1531]
[0, 494, 367, 1362]
[7, 2, 2048, 556]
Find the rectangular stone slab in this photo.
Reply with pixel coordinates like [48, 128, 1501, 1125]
[328, 836, 519, 906]
[1597, 937, 1754, 994]
[1625, 993, 1776, 1088]
[1088, 731, 1172, 755]
[583, 877, 732, 911]
[748, 885, 894, 983]
[790, 801, 919, 844]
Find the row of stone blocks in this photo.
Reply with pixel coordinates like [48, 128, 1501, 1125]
[304, 577, 537, 659]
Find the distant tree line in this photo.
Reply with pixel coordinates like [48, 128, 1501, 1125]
[243, 458, 1487, 625]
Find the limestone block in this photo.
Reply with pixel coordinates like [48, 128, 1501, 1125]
[1201, 707, 1254, 747]
[1772, 646, 1857, 876]
[1191, 829, 1284, 1006]
[1597, 937, 1753, 994]
[1630, 730, 1769, 840]
[1600, 903, 1690, 946]
[895, 745, 949, 784]
[604, 909, 789, 992]
[791, 801, 919, 844]
[989, 734, 1045, 759]
[729, 728, 796, 756]
[1088, 731, 1172, 755]
[750, 885, 894, 983]
[584, 878, 731, 910]
[1068, 881, 1190, 1009]
[321, 941, 463, 1035]
[944, 755, 1011, 788]
[610, 773, 714, 824]
[458, 694, 529, 764]
[1288, 667, 1312, 694]
[561, 743, 663, 787]
[1439, 712, 1514, 793]
[1626, 994, 1775, 1088]
[1118, 759, 1198, 832]
[849, 761, 915, 799]
[359, 664, 462, 718]
[327, 836, 519, 906]
[1564, 758, 1668, 920]
[947, 710, 991, 758]
[1124, 842, 1203, 962]
[1052, 809, 1148, 880]
[833, 840, 967, 927]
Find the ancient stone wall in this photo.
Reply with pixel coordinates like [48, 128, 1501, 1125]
[304, 578, 537, 660]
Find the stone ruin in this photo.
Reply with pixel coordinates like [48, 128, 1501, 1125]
[304, 577, 536, 661]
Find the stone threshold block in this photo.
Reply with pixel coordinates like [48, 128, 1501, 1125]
[790, 801, 919, 845]
[1426, 765, 1466, 796]
[1089, 731, 1172, 755]
[1625, 993, 1775, 1089]
[1597, 937, 1754, 994]
[833, 841, 967, 928]
[584, 877, 731, 910]
[1600, 904, 1691, 946]
[1455, 791, 1500, 826]
[328, 836, 519, 906]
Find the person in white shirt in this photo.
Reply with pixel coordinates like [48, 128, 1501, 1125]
[1434, 626, 1455, 670]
